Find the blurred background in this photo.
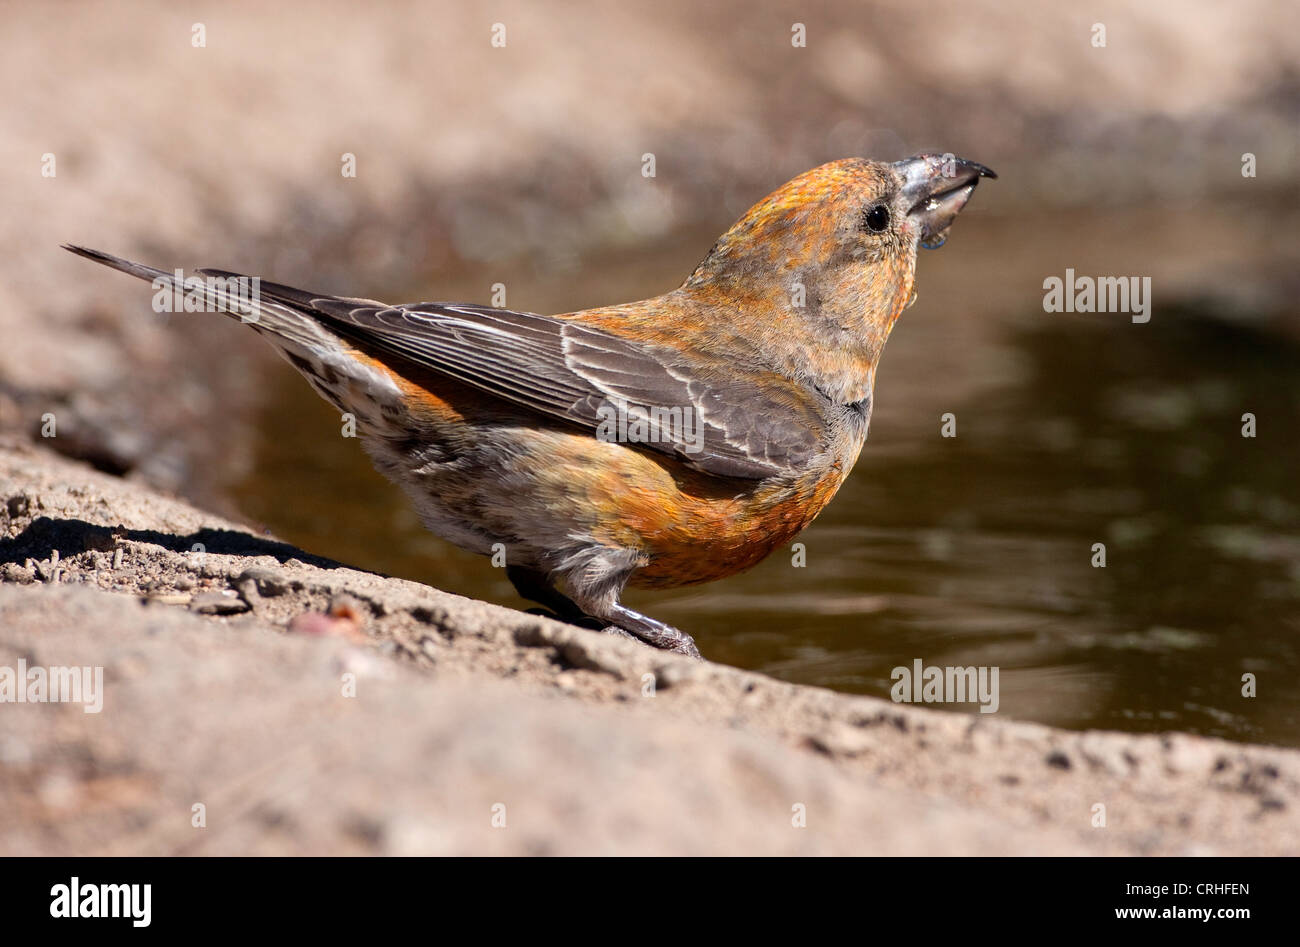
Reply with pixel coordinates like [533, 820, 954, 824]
[3, 0, 1298, 744]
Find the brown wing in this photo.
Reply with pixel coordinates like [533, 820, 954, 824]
[201, 271, 834, 479]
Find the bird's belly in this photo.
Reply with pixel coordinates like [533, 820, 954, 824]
[346, 359, 859, 588]
[364, 418, 851, 586]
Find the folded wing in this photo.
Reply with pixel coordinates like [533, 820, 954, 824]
[202, 270, 831, 479]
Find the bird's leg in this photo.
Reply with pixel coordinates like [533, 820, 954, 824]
[506, 565, 594, 624]
[521, 564, 702, 659]
[506, 567, 643, 647]
[595, 602, 702, 659]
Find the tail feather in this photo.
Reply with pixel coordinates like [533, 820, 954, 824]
[62, 244, 335, 352]
[63, 244, 405, 418]
[62, 244, 174, 286]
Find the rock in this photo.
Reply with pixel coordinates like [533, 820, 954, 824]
[238, 567, 289, 598]
[1, 562, 35, 584]
[190, 590, 251, 615]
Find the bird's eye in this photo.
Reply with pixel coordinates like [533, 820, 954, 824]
[864, 205, 891, 233]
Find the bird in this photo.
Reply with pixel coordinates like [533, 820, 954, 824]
[65, 153, 994, 659]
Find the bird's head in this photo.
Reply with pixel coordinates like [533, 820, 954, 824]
[683, 154, 995, 402]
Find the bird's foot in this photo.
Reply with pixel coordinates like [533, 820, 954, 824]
[601, 623, 701, 659]
[598, 603, 703, 660]
[664, 633, 703, 660]
[525, 604, 699, 656]
[598, 624, 641, 644]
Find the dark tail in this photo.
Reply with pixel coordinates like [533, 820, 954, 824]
[62, 244, 337, 351]
[62, 244, 176, 286]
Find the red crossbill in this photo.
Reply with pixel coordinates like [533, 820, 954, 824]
[65, 153, 994, 658]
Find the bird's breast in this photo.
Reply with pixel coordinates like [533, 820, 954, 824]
[623, 445, 860, 589]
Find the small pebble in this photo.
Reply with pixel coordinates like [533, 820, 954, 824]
[190, 591, 249, 615]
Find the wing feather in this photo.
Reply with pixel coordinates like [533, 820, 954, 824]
[198, 271, 830, 479]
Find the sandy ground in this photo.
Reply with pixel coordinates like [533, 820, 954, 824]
[2, 439, 1297, 855]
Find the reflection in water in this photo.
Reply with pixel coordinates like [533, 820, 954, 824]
[230, 271, 1300, 747]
